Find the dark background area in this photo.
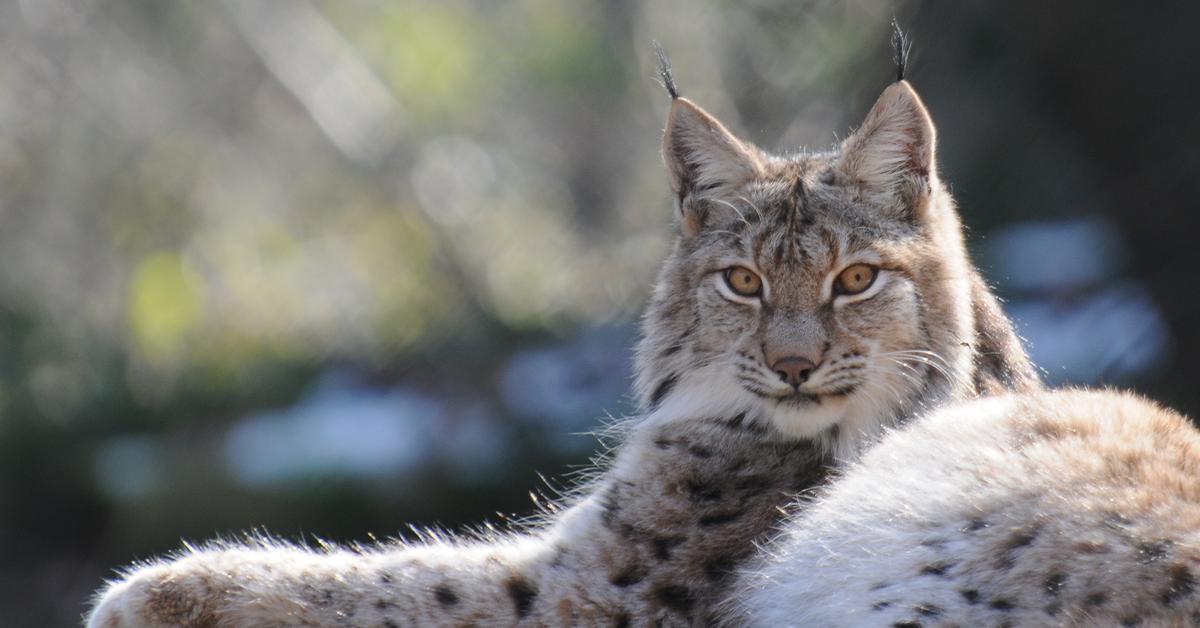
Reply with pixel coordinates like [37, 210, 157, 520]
[2, 2, 1198, 625]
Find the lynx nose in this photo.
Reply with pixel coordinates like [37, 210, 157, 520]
[771, 356, 817, 388]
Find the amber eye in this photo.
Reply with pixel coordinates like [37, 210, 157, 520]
[724, 266, 763, 297]
[834, 263, 878, 296]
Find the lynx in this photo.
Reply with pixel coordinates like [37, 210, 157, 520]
[85, 42, 1037, 627]
[726, 389, 1200, 627]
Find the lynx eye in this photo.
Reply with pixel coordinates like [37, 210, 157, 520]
[834, 263, 878, 296]
[724, 266, 763, 297]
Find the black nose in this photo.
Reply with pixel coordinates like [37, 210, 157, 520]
[772, 356, 817, 387]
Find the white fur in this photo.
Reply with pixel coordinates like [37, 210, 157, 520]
[654, 357, 912, 462]
[732, 396, 1017, 626]
[728, 390, 1200, 626]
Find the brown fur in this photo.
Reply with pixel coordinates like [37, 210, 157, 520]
[87, 77, 1038, 627]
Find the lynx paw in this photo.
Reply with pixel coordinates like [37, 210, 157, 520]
[86, 565, 221, 628]
[87, 578, 140, 628]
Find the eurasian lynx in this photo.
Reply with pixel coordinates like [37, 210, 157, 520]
[85, 44, 1037, 627]
[726, 389, 1200, 626]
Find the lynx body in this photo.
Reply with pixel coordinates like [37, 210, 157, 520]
[729, 389, 1200, 627]
[87, 50, 1036, 627]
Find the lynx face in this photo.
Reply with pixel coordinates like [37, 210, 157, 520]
[636, 82, 978, 452]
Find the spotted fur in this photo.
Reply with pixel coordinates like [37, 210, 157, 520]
[726, 389, 1200, 627]
[88, 412, 829, 627]
[86, 69, 1036, 627]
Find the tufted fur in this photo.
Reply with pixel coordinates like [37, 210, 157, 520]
[86, 66, 1037, 626]
[726, 389, 1200, 627]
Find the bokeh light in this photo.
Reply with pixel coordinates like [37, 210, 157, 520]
[2, 2, 1198, 625]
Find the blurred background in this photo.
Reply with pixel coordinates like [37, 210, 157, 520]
[2, 1, 1198, 624]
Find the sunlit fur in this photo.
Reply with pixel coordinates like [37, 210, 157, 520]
[637, 82, 1038, 461]
[85, 81, 1039, 628]
[725, 389, 1200, 626]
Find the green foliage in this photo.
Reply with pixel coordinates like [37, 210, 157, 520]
[1, 2, 1192, 626]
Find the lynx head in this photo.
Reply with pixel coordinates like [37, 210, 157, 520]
[635, 77, 981, 455]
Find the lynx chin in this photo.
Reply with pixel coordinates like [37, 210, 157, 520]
[86, 42, 1037, 627]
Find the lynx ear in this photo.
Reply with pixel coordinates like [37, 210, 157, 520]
[662, 98, 762, 234]
[836, 81, 937, 216]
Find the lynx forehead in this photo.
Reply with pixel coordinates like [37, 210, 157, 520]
[633, 75, 1000, 455]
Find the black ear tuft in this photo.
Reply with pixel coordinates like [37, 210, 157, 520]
[653, 41, 679, 100]
[890, 18, 911, 83]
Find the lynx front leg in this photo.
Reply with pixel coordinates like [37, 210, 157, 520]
[86, 540, 565, 627]
[87, 546, 435, 628]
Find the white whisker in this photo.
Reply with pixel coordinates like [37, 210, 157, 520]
[700, 196, 753, 229]
[736, 195, 765, 222]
